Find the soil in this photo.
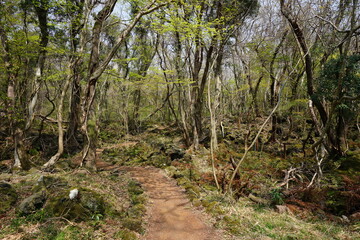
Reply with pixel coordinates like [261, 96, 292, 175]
[123, 166, 223, 240]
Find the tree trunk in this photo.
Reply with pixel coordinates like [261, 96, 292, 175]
[1, 24, 29, 170]
[67, 64, 82, 147]
[80, 0, 167, 169]
[43, 66, 72, 168]
[67, 0, 89, 148]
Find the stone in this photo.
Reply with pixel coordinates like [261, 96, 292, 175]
[33, 176, 68, 193]
[45, 188, 105, 221]
[69, 189, 79, 200]
[0, 182, 18, 213]
[341, 215, 350, 223]
[81, 191, 105, 214]
[17, 192, 46, 216]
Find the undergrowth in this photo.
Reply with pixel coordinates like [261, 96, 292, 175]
[0, 169, 145, 240]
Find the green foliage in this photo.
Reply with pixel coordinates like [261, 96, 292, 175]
[269, 188, 284, 205]
[316, 54, 360, 103]
[280, 98, 308, 112]
[25, 209, 51, 223]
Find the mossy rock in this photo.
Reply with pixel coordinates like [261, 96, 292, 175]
[0, 182, 18, 213]
[114, 229, 137, 240]
[128, 204, 146, 218]
[122, 217, 144, 234]
[32, 176, 68, 193]
[17, 191, 47, 216]
[45, 188, 105, 221]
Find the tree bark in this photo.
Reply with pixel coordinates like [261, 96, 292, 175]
[0, 23, 29, 169]
[25, 0, 49, 131]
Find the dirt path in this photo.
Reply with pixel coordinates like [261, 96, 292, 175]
[124, 166, 223, 240]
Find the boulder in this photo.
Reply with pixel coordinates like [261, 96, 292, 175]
[17, 192, 46, 216]
[45, 188, 105, 221]
[0, 182, 18, 213]
[36, 176, 68, 190]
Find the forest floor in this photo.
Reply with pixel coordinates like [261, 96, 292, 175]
[1, 124, 360, 239]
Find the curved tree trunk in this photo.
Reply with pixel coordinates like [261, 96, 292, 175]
[43, 69, 72, 168]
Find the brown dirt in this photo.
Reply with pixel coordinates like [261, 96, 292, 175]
[123, 166, 223, 240]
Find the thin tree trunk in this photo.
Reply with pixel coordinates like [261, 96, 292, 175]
[80, 0, 167, 169]
[25, 1, 49, 131]
[43, 67, 72, 168]
[1, 25, 28, 169]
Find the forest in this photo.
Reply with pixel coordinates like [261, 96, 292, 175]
[0, 0, 359, 239]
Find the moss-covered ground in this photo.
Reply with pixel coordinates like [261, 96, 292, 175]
[0, 167, 146, 240]
[1, 123, 359, 239]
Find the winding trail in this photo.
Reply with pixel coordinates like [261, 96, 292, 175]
[124, 166, 222, 240]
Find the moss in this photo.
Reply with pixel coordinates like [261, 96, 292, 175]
[122, 218, 144, 234]
[130, 194, 146, 205]
[0, 182, 18, 213]
[164, 166, 177, 177]
[127, 204, 146, 218]
[44, 188, 105, 221]
[87, 120, 97, 140]
[200, 199, 225, 215]
[32, 176, 68, 193]
[39, 222, 62, 239]
[125, 179, 146, 233]
[149, 153, 171, 168]
[54, 225, 93, 240]
[25, 209, 51, 223]
[222, 215, 243, 235]
[128, 181, 144, 195]
[17, 191, 47, 216]
[183, 182, 201, 200]
[177, 177, 189, 186]
[202, 184, 218, 191]
[192, 199, 202, 207]
[114, 229, 137, 240]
